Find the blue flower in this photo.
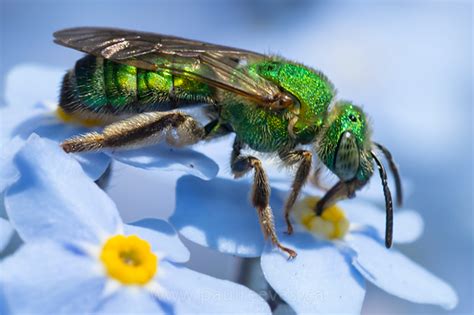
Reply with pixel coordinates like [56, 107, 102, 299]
[0, 137, 24, 253]
[170, 175, 458, 314]
[1, 65, 109, 181]
[0, 135, 270, 315]
[0, 218, 13, 253]
[0, 65, 218, 181]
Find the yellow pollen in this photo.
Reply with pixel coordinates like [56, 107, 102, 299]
[293, 196, 349, 240]
[55, 107, 104, 128]
[100, 235, 158, 285]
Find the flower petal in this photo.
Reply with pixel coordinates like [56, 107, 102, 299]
[8, 110, 110, 181]
[5, 135, 121, 244]
[357, 177, 413, 205]
[0, 241, 106, 314]
[16, 112, 111, 181]
[170, 175, 267, 257]
[2, 65, 110, 181]
[0, 102, 48, 145]
[261, 233, 366, 314]
[95, 287, 165, 314]
[72, 151, 111, 181]
[342, 200, 424, 243]
[0, 218, 14, 252]
[156, 261, 271, 314]
[0, 137, 24, 193]
[124, 219, 190, 263]
[110, 143, 219, 180]
[347, 232, 458, 309]
[190, 136, 234, 178]
[5, 64, 63, 109]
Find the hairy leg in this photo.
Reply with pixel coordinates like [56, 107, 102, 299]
[314, 180, 364, 216]
[309, 165, 331, 192]
[279, 149, 312, 234]
[61, 111, 205, 152]
[231, 138, 297, 258]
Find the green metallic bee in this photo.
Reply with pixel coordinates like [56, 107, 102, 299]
[55, 27, 402, 258]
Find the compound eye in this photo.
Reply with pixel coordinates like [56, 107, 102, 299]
[334, 132, 360, 181]
[348, 114, 357, 122]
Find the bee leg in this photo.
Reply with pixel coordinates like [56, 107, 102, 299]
[314, 180, 362, 216]
[61, 111, 205, 152]
[279, 150, 313, 235]
[231, 138, 297, 259]
[310, 165, 331, 192]
[203, 119, 233, 140]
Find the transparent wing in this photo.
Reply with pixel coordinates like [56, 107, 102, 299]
[54, 27, 293, 108]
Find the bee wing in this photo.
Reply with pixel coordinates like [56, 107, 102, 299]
[54, 27, 291, 107]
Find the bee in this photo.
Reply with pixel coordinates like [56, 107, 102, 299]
[55, 27, 402, 258]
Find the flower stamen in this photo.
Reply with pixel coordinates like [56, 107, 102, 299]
[55, 107, 103, 127]
[293, 196, 349, 240]
[100, 235, 158, 285]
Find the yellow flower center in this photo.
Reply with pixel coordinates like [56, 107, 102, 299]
[55, 107, 104, 128]
[100, 235, 158, 285]
[293, 196, 349, 240]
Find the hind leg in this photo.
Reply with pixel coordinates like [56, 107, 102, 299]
[61, 111, 205, 152]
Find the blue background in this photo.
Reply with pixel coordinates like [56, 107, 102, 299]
[1, 0, 472, 314]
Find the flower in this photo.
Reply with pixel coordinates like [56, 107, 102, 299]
[0, 137, 24, 253]
[0, 138, 24, 194]
[170, 175, 458, 314]
[0, 218, 13, 253]
[0, 135, 270, 315]
[0, 65, 219, 181]
[0, 65, 109, 181]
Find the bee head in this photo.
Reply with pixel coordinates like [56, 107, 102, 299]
[316, 101, 373, 183]
[315, 100, 403, 248]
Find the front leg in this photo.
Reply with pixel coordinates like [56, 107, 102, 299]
[279, 150, 312, 235]
[231, 138, 297, 258]
[61, 111, 205, 152]
[315, 180, 363, 216]
[310, 165, 331, 192]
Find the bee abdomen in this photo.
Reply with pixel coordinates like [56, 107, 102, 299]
[60, 55, 114, 115]
[59, 55, 214, 116]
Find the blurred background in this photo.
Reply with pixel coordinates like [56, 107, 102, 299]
[1, 0, 472, 314]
